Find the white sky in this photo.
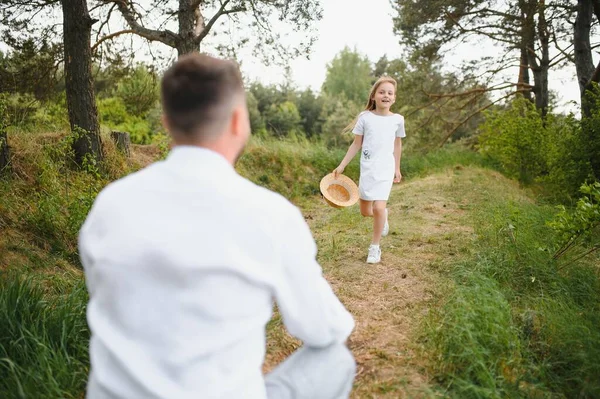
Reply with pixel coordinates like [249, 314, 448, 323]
[241, 0, 403, 90]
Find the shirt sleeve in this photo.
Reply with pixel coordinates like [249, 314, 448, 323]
[273, 207, 355, 348]
[352, 113, 365, 135]
[396, 115, 406, 138]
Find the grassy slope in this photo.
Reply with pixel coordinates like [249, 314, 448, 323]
[1, 132, 598, 398]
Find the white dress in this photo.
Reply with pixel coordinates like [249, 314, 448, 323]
[352, 111, 406, 201]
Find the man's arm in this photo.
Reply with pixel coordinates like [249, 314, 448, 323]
[273, 207, 354, 348]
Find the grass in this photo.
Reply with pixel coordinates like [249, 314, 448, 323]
[2, 129, 598, 398]
[0, 273, 89, 398]
[421, 168, 600, 398]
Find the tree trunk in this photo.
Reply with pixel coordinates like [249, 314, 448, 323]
[0, 132, 9, 173]
[111, 131, 131, 157]
[518, 45, 532, 102]
[522, 0, 549, 116]
[535, 0, 550, 118]
[61, 0, 103, 166]
[575, 0, 596, 118]
[517, 1, 533, 102]
[177, 0, 201, 55]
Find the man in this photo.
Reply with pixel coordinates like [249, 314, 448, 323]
[79, 53, 356, 399]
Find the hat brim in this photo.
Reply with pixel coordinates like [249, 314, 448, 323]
[319, 173, 359, 208]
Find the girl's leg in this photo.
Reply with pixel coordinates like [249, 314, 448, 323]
[360, 199, 374, 217]
[371, 201, 387, 245]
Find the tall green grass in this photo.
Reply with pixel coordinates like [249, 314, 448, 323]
[0, 273, 89, 398]
[425, 173, 600, 398]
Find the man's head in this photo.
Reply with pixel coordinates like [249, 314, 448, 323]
[161, 53, 250, 163]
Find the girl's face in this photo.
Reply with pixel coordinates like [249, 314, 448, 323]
[372, 82, 396, 110]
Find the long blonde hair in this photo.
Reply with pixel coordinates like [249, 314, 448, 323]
[343, 76, 398, 133]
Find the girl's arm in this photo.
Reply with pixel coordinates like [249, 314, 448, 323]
[334, 135, 363, 177]
[394, 137, 402, 183]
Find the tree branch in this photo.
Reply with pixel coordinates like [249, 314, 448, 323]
[438, 90, 525, 147]
[91, 29, 136, 53]
[426, 83, 522, 99]
[107, 0, 178, 48]
[195, 0, 246, 43]
[585, 60, 600, 91]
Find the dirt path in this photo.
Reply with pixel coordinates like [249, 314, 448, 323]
[264, 169, 477, 398]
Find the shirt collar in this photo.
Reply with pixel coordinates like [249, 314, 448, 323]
[165, 145, 235, 176]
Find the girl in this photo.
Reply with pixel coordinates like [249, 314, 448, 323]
[333, 76, 405, 264]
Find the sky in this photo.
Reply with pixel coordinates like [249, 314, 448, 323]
[241, 0, 404, 90]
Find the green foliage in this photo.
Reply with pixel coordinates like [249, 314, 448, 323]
[479, 98, 594, 199]
[581, 85, 600, 180]
[264, 101, 302, 137]
[479, 99, 549, 184]
[296, 89, 324, 138]
[248, 82, 291, 115]
[424, 172, 600, 397]
[319, 94, 361, 147]
[112, 65, 160, 117]
[0, 93, 7, 134]
[321, 47, 373, 106]
[31, 94, 69, 131]
[97, 97, 152, 144]
[0, 273, 89, 398]
[247, 91, 266, 134]
[2, 93, 40, 126]
[550, 182, 600, 263]
[0, 39, 63, 101]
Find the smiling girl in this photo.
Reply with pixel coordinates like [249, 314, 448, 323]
[333, 76, 406, 264]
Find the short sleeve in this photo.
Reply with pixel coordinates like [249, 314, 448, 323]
[396, 115, 406, 138]
[352, 112, 366, 135]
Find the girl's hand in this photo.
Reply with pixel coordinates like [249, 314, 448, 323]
[333, 165, 345, 178]
[394, 169, 402, 183]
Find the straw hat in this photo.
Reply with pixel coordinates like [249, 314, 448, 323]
[319, 173, 359, 208]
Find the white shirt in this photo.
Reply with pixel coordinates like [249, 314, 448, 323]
[79, 146, 355, 399]
[353, 111, 405, 165]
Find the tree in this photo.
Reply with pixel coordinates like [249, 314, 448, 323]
[574, 0, 600, 118]
[0, 95, 9, 173]
[246, 91, 265, 134]
[61, 0, 103, 165]
[112, 65, 160, 117]
[94, 0, 322, 58]
[321, 47, 373, 106]
[573, 0, 600, 179]
[0, 39, 63, 101]
[376, 56, 491, 149]
[391, 0, 575, 122]
[1, 0, 103, 165]
[264, 101, 301, 137]
[296, 88, 324, 138]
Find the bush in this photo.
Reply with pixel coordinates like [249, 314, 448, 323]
[479, 98, 548, 184]
[549, 182, 600, 264]
[97, 97, 152, 144]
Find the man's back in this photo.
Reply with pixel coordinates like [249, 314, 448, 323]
[80, 146, 354, 399]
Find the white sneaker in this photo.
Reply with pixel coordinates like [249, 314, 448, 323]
[382, 208, 389, 237]
[367, 244, 381, 264]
